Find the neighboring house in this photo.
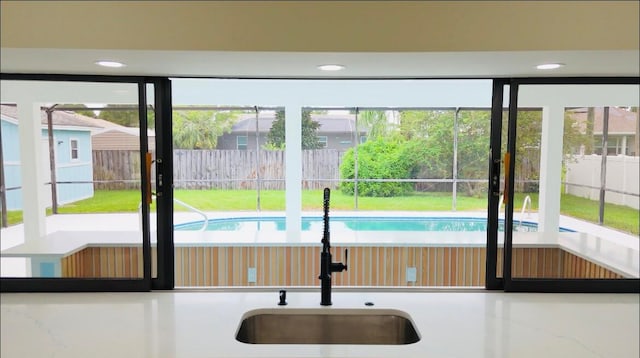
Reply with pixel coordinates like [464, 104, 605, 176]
[569, 107, 639, 156]
[216, 113, 367, 150]
[92, 127, 155, 151]
[1, 104, 96, 210]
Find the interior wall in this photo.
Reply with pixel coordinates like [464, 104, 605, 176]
[2, 1, 638, 52]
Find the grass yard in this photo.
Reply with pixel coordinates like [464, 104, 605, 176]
[3, 189, 638, 235]
[173, 189, 490, 212]
[559, 194, 639, 235]
[56, 190, 149, 213]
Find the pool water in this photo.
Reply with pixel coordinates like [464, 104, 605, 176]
[174, 217, 574, 232]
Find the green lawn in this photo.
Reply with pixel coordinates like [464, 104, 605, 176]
[3, 189, 638, 235]
[173, 189, 489, 212]
[559, 194, 639, 235]
[56, 190, 147, 213]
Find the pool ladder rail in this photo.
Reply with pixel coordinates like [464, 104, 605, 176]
[138, 196, 209, 232]
[499, 195, 533, 230]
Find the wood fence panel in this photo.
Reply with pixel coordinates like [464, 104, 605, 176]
[93, 149, 536, 192]
[92, 150, 141, 189]
[93, 149, 345, 190]
[169, 149, 344, 189]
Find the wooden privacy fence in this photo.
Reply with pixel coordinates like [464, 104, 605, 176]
[92, 149, 538, 192]
[93, 149, 346, 190]
[173, 149, 345, 189]
[92, 150, 142, 189]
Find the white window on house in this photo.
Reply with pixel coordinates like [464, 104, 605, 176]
[237, 135, 248, 150]
[360, 135, 367, 144]
[317, 136, 328, 148]
[70, 139, 79, 160]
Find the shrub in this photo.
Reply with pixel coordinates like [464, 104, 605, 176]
[339, 137, 419, 197]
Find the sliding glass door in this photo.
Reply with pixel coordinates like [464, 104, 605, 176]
[489, 78, 639, 292]
[0, 75, 164, 292]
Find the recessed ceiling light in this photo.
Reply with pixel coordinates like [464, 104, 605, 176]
[317, 64, 345, 71]
[536, 63, 564, 70]
[95, 60, 126, 68]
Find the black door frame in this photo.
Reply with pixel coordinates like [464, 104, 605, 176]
[487, 77, 639, 293]
[0, 73, 169, 292]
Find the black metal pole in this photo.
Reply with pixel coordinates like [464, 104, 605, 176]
[46, 106, 59, 214]
[353, 108, 359, 210]
[138, 81, 152, 290]
[453, 108, 460, 211]
[485, 79, 507, 290]
[503, 82, 519, 290]
[598, 107, 609, 225]
[152, 77, 175, 290]
[255, 106, 261, 211]
[0, 119, 7, 228]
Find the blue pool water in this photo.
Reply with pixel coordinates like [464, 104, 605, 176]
[174, 217, 575, 232]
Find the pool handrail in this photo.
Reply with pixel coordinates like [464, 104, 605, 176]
[173, 198, 209, 232]
[498, 195, 533, 230]
[518, 195, 532, 229]
[138, 196, 209, 232]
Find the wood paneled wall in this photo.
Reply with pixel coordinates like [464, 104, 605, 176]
[61, 247, 155, 278]
[501, 247, 564, 278]
[560, 250, 623, 279]
[61, 245, 623, 285]
[173, 246, 487, 287]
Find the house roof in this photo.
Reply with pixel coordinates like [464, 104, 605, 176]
[230, 113, 366, 133]
[94, 127, 155, 137]
[569, 107, 638, 135]
[1, 104, 122, 130]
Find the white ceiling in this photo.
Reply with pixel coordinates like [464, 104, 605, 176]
[1, 48, 638, 78]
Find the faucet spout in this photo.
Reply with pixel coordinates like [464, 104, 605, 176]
[319, 188, 347, 306]
[322, 188, 331, 253]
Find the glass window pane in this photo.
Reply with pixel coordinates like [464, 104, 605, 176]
[302, 109, 356, 211]
[511, 85, 639, 281]
[1, 80, 144, 279]
[171, 78, 493, 288]
[457, 109, 491, 207]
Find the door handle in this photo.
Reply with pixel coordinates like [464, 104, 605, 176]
[145, 152, 153, 205]
[503, 152, 511, 206]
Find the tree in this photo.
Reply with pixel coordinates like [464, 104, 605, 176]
[172, 110, 238, 149]
[358, 110, 393, 140]
[61, 104, 155, 128]
[508, 109, 588, 192]
[456, 110, 491, 196]
[265, 110, 322, 149]
[99, 105, 149, 127]
[562, 109, 594, 157]
[398, 110, 449, 140]
[399, 110, 455, 180]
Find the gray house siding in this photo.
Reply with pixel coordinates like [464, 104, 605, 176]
[216, 114, 367, 150]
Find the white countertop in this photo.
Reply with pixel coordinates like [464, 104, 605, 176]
[2, 229, 638, 277]
[1, 290, 639, 358]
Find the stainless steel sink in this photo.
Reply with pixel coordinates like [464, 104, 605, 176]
[236, 308, 420, 345]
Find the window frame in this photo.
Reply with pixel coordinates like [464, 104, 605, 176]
[237, 135, 248, 150]
[69, 138, 79, 160]
[0, 73, 166, 293]
[317, 135, 328, 148]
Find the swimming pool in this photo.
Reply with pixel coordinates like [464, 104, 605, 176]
[174, 217, 575, 232]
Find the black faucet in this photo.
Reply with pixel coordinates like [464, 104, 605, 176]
[319, 188, 348, 306]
